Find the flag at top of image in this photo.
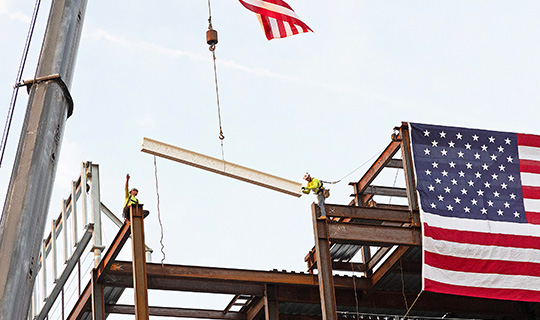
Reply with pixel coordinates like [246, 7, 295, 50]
[409, 122, 540, 303]
[238, 0, 312, 40]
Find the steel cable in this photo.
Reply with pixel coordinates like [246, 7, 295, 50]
[0, 0, 42, 167]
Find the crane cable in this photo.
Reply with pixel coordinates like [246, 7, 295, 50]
[207, 0, 226, 171]
[0, 0, 42, 168]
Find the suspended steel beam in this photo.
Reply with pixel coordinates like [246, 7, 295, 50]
[141, 138, 302, 197]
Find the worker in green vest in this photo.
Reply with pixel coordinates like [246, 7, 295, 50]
[302, 172, 327, 218]
[123, 174, 149, 220]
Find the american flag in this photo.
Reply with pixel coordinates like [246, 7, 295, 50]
[238, 0, 312, 40]
[409, 122, 540, 302]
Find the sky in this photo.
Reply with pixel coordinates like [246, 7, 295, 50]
[2, 0, 540, 319]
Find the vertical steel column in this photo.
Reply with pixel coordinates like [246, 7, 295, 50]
[0, 0, 87, 318]
[311, 203, 337, 320]
[400, 123, 419, 211]
[88, 163, 104, 267]
[90, 269, 105, 320]
[130, 204, 149, 320]
[264, 285, 279, 320]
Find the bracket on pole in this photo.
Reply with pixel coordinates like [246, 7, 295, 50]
[16, 74, 74, 117]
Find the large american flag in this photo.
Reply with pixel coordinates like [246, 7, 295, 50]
[409, 122, 540, 302]
[238, 0, 312, 40]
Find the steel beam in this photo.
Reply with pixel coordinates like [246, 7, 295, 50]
[130, 205, 149, 320]
[141, 138, 302, 197]
[105, 261, 370, 290]
[246, 298, 265, 320]
[106, 304, 246, 320]
[91, 269, 105, 320]
[399, 123, 419, 212]
[324, 222, 421, 247]
[311, 204, 337, 320]
[324, 204, 412, 223]
[363, 185, 407, 198]
[0, 0, 88, 317]
[349, 140, 401, 205]
[264, 285, 279, 320]
[36, 225, 93, 320]
[67, 222, 131, 320]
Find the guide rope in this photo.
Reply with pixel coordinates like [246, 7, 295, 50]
[320, 147, 386, 185]
[0, 0, 42, 167]
[153, 156, 166, 266]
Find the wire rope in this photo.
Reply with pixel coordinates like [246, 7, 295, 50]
[0, 0, 42, 167]
[207, 0, 226, 171]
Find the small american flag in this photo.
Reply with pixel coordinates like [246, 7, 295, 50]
[409, 122, 540, 302]
[238, 0, 312, 40]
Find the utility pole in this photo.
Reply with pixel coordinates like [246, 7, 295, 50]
[0, 0, 87, 318]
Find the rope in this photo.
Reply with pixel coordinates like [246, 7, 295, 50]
[0, 0, 42, 167]
[153, 156, 166, 266]
[388, 167, 400, 205]
[207, 0, 226, 171]
[350, 262, 360, 320]
[402, 290, 423, 319]
[399, 259, 408, 310]
[320, 147, 386, 185]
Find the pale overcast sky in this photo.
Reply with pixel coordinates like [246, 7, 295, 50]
[2, 1, 540, 318]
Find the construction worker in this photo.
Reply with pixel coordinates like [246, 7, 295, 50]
[302, 173, 327, 218]
[123, 174, 149, 220]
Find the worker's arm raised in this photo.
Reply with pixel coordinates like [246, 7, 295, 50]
[125, 174, 130, 199]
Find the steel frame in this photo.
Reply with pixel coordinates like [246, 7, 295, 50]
[61, 123, 540, 320]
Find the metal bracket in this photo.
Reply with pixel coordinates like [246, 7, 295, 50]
[16, 74, 74, 118]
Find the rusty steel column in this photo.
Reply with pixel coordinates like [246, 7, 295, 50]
[311, 203, 337, 320]
[91, 269, 105, 320]
[264, 284, 279, 320]
[130, 204, 149, 320]
[399, 123, 419, 211]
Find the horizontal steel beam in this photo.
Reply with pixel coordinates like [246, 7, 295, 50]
[364, 185, 407, 197]
[141, 138, 302, 197]
[106, 304, 246, 320]
[324, 204, 412, 223]
[105, 261, 371, 290]
[325, 223, 421, 246]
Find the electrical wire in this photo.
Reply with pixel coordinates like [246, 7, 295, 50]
[153, 156, 166, 267]
[0, 0, 42, 167]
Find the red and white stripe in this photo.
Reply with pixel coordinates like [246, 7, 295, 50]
[422, 211, 540, 302]
[420, 132, 540, 302]
[239, 0, 312, 40]
[517, 133, 540, 224]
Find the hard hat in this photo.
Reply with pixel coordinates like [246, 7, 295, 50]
[303, 172, 310, 180]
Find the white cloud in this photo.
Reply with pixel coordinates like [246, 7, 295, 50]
[0, 2, 31, 23]
[83, 28, 404, 106]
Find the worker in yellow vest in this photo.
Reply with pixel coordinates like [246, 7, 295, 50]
[123, 174, 149, 220]
[302, 172, 327, 218]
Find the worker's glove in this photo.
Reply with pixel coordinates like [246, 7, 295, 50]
[301, 187, 306, 191]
